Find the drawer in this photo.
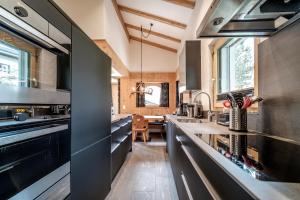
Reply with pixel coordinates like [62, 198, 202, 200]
[178, 130, 254, 200]
[175, 133, 214, 200]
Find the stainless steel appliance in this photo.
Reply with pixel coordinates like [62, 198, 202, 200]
[0, 0, 71, 104]
[197, 0, 300, 38]
[0, 118, 70, 199]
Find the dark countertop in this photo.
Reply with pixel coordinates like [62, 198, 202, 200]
[111, 114, 131, 124]
[166, 115, 300, 200]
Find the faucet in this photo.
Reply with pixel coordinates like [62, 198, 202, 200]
[193, 91, 215, 122]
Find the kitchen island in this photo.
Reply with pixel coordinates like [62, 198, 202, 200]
[166, 114, 300, 200]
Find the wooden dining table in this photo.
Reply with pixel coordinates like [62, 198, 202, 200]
[143, 115, 164, 122]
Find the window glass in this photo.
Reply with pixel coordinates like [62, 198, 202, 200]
[218, 38, 254, 93]
[145, 84, 161, 106]
[0, 41, 29, 87]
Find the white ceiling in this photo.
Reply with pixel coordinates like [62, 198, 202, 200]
[117, 0, 195, 53]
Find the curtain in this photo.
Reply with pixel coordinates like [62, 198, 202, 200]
[160, 82, 169, 107]
[136, 82, 145, 107]
[176, 81, 179, 107]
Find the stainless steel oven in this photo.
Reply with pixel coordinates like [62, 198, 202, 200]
[0, 0, 71, 105]
[0, 119, 70, 200]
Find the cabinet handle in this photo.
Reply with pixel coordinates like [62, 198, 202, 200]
[175, 135, 182, 145]
[181, 145, 221, 200]
[181, 172, 194, 200]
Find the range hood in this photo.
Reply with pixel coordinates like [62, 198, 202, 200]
[197, 0, 300, 38]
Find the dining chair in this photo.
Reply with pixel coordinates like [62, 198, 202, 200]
[132, 114, 149, 143]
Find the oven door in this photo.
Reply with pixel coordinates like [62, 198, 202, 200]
[0, 2, 70, 105]
[0, 122, 70, 199]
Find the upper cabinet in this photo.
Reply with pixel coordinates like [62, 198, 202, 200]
[179, 40, 201, 90]
[197, 0, 300, 38]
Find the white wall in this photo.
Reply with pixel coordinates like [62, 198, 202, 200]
[53, 0, 130, 68]
[54, 0, 105, 39]
[103, 0, 130, 68]
[129, 40, 177, 72]
[178, 0, 214, 110]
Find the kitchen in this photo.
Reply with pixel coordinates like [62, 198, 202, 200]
[0, 0, 300, 200]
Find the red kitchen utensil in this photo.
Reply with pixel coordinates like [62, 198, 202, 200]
[223, 100, 231, 108]
[242, 96, 252, 109]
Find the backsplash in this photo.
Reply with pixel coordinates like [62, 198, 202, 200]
[248, 21, 300, 142]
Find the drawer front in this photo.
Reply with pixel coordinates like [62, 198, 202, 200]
[179, 130, 254, 200]
[175, 130, 214, 200]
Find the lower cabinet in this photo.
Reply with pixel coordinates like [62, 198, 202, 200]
[167, 121, 254, 200]
[111, 117, 132, 181]
[71, 137, 111, 200]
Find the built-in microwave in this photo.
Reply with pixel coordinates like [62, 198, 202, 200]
[0, 0, 71, 105]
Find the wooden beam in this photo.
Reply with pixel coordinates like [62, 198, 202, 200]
[126, 23, 181, 43]
[94, 39, 129, 77]
[112, 0, 130, 41]
[118, 5, 187, 29]
[130, 36, 177, 53]
[163, 0, 195, 9]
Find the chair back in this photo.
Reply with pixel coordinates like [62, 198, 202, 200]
[132, 114, 148, 130]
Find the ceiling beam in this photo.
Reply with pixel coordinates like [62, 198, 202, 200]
[130, 36, 177, 53]
[163, 0, 195, 9]
[118, 5, 187, 29]
[126, 23, 181, 43]
[112, 0, 130, 41]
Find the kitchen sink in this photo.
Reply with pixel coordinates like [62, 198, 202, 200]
[176, 118, 202, 123]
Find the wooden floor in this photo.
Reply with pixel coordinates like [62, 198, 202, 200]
[106, 134, 179, 200]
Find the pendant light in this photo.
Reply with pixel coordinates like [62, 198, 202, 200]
[131, 23, 153, 95]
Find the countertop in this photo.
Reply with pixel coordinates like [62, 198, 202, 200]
[166, 114, 300, 200]
[111, 114, 131, 123]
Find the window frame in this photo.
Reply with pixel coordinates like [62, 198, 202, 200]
[212, 38, 259, 110]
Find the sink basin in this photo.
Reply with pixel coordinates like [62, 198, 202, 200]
[176, 118, 202, 123]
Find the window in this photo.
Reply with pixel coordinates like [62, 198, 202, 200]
[145, 83, 161, 106]
[0, 40, 30, 87]
[136, 82, 169, 108]
[218, 38, 255, 94]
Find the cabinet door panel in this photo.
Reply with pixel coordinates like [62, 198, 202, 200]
[71, 137, 111, 200]
[71, 26, 111, 153]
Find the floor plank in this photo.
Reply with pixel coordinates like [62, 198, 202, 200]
[106, 135, 178, 200]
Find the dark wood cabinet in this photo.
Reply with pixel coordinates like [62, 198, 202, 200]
[111, 117, 132, 181]
[179, 40, 201, 90]
[71, 25, 111, 153]
[167, 121, 254, 200]
[71, 26, 112, 199]
[71, 137, 111, 200]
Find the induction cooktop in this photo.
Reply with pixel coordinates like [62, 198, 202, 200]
[195, 133, 300, 182]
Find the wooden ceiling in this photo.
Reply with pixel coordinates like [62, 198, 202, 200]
[113, 0, 196, 53]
